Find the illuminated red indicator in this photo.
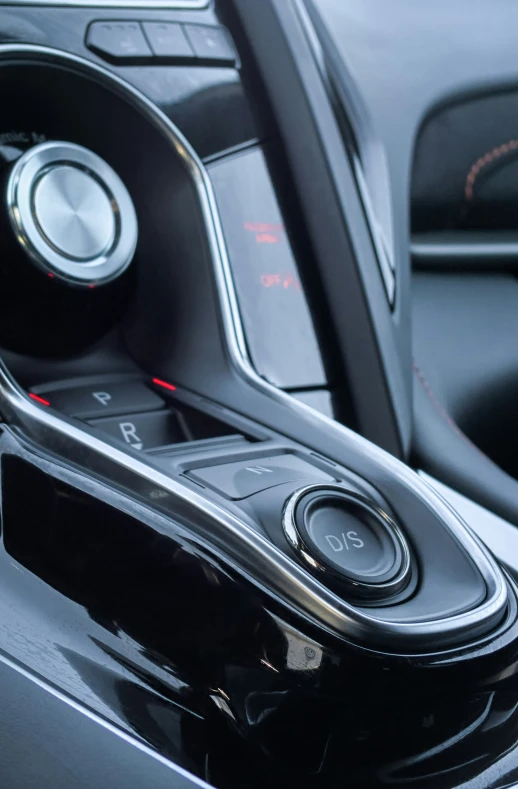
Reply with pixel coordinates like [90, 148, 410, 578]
[261, 273, 282, 288]
[244, 221, 284, 245]
[260, 272, 302, 291]
[29, 393, 51, 406]
[256, 233, 279, 244]
[244, 222, 284, 233]
[88, 284, 95, 289]
[152, 378, 177, 392]
[282, 274, 301, 290]
[47, 273, 55, 279]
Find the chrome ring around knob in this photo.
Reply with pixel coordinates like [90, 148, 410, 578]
[7, 141, 138, 286]
[282, 484, 412, 601]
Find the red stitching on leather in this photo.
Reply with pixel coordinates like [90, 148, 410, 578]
[412, 362, 486, 457]
[464, 139, 518, 201]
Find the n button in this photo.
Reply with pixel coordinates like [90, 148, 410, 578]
[183, 455, 334, 500]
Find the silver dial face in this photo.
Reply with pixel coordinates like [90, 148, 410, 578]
[7, 141, 138, 286]
[33, 165, 116, 261]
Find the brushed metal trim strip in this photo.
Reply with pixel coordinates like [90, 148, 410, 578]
[0, 44, 509, 650]
[412, 241, 518, 259]
[412, 238, 518, 262]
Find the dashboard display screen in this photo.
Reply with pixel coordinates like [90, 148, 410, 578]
[209, 147, 327, 390]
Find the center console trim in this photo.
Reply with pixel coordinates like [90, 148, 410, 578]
[0, 43, 509, 651]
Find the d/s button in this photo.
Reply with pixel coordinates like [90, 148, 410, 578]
[292, 489, 408, 587]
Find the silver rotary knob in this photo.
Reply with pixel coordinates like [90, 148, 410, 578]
[7, 141, 138, 286]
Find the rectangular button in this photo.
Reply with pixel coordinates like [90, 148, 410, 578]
[143, 22, 194, 58]
[87, 21, 152, 62]
[89, 411, 184, 451]
[183, 455, 334, 500]
[183, 24, 236, 64]
[41, 381, 165, 420]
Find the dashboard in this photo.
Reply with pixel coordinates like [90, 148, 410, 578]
[0, 2, 518, 789]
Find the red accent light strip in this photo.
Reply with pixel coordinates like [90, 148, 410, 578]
[29, 393, 51, 406]
[152, 378, 177, 392]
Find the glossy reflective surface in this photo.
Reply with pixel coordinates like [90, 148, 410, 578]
[0, 5, 261, 160]
[1, 426, 518, 789]
[0, 3, 518, 788]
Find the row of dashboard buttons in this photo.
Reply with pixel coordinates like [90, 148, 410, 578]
[86, 21, 236, 65]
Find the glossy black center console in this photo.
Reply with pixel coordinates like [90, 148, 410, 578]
[0, 5, 516, 789]
[13, 360, 508, 652]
